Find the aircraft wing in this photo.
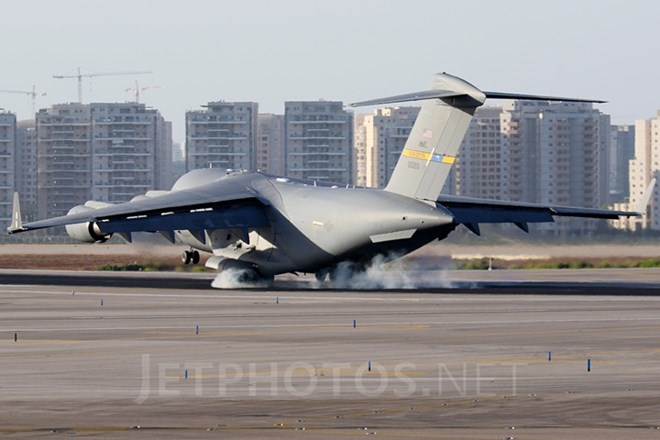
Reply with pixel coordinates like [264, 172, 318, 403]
[436, 193, 644, 235]
[9, 179, 269, 239]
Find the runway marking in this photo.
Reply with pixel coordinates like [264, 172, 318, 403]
[3, 315, 660, 334]
[144, 330, 266, 338]
[4, 286, 660, 303]
[1, 287, 429, 303]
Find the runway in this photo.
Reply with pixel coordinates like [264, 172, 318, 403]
[1, 267, 660, 294]
[1, 269, 660, 439]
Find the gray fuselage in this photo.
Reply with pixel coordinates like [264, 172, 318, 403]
[173, 170, 456, 277]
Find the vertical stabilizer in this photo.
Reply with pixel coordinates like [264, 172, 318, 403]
[384, 73, 486, 201]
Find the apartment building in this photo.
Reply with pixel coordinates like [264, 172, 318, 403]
[256, 113, 285, 175]
[612, 111, 660, 231]
[15, 120, 37, 220]
[0, 111, 16, 224]
[36, 103, 172, 219]
[285, 100, 353, 184]
[501, 100, 609, 235]
[355, 106, 420, 188]
[90, 103, 172, 203]
[454, 107, 507, 200]
[609, 125, 635, 203]
[185, 101, 258, 172]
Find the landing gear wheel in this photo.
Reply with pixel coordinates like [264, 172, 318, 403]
[315, 270, 328, 282]
[182, 250, 192, 265]
[236, 268, 260, 284]
[329, 263, 364, 285]
[191, 250, 200, 264]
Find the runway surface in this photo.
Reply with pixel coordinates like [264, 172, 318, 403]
[1, 269, 660, 439]
[1, 267, 660, 293]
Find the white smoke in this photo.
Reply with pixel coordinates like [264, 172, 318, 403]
[211, 254, 459, 290]
[328, 254, 415, 289]
[321, 253, 458, 290]
[211, 268, 269, 289]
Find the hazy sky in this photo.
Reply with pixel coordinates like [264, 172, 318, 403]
[1, 0, 658, 144]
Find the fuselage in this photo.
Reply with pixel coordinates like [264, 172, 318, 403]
[171, 169, 456, 277]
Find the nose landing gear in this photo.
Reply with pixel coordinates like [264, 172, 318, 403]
[182, 249, 201, 265]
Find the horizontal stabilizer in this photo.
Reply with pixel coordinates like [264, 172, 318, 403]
[350, 89, 468, 107]
[354, 72, 606, 205]
[350, 89, 605, 108]
[484, 91, 606, 103]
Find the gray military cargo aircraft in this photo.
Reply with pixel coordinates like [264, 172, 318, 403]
[7, 73, 653, 285]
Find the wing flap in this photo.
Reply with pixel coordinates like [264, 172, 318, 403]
[96, 203, 268, 234]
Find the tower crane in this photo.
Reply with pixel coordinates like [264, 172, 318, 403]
[125, 81, 161, 103]
[0, 85, 47, 114]
[52, 67, 152, 103]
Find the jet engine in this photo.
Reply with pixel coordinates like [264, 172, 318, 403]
[64, 205, 112, 243]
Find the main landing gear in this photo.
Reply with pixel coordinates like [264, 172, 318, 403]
[182, 249, 200, 265]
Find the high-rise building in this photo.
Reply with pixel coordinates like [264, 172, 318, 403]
[0, 111, 16, 224]
[90, 103, 171, 203]
[355, 106, 420, 188]
[501, 100, 608, 235]
[612, 111, 660, 231]
[257, 114, 285, 175]
[170, 142, 186, 187]
[172, 142, 184, 163]
[158, 120, 174, 188]
[354, 114, 368, 187]
[15, 120, 37, 220]
[284, 100, 354, 184]
[609, 125, 635, 203]
[36, 103, 91, 220]
[454, 107, 507, 200]
[597, 114, 612, 208]
[36, 103, 172, 219]
[185, 102, 258, 172]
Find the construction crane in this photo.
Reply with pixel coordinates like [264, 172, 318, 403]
[0, 85, 47, 114]
[52, 67, 152, 103]
[125, 80, 161, 103]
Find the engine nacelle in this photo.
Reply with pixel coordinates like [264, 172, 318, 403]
[65, 205, 112, 243]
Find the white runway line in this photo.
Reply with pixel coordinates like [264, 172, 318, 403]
[3, 315, 660, 333]
[3, 285, 660, 303]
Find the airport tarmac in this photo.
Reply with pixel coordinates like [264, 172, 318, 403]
[1, 270, 660, 439]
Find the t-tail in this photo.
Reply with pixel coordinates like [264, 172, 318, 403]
[350, 72, 605, 202]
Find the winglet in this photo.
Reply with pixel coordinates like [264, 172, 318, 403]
[635, 178, 656, 214]
[7, 192, 25, 234]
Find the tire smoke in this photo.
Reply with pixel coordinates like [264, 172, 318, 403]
[327, 253, 455, 289]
